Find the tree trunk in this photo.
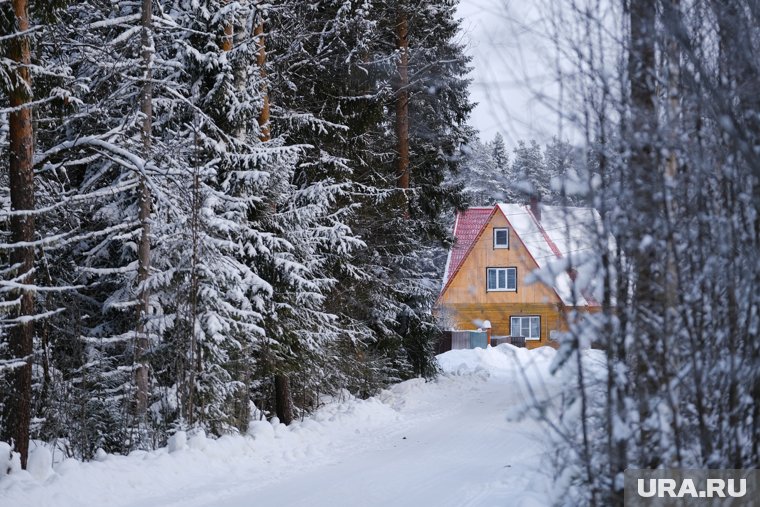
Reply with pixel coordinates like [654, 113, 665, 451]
[221, 9, 233, 52]
[134, 0, 153, 417]
[663, 0, 681, 310]
[661, 0, 683, 466]
[274, 374, 293, 425]
[255, 18, 270, 142]
[185, 122, 201, 427]
[253, 11, 287, 426]
[2, 0, 35, 470]
[628, 0, 661, 470]
[395, 9, 410, 193]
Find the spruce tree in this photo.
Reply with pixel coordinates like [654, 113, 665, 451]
[511, 139, 547, 201]
[491, 133, 509, 173]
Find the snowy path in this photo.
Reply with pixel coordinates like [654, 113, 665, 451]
[179, 375, 549, 507]
[2, 346, 565, 507]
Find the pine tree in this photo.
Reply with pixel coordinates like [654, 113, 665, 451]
[0, 0, 35, 469]
[378, 0, 472, 379]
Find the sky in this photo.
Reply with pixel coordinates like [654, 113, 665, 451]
[456, 0, 565, 148]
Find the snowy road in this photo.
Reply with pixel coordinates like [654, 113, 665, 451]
[2, 346, 565, 507]
[187, 373, 549, 507]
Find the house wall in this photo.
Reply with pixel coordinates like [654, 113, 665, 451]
[437, 302, 568, 349]
[437, 212, 570, 349]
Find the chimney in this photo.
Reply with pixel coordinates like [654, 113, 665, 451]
[529, 195, 541, 222]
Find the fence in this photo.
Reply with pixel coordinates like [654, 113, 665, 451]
[437, 331, 528, 353]
[437, 330, 489, 353]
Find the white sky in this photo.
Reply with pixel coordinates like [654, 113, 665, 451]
[456, 0, 566, 148]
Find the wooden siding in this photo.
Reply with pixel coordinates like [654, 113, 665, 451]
[440, 211, 562, 306]
[437, 302, 567, 349]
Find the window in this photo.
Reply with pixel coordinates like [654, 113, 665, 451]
[486, 267, 517, 291]
[510, 316, 540, 340]
[493, 228, 509, 249]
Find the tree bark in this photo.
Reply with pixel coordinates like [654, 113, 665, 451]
[186, 123, 201, 427]
[134, 0, 153, 417]
[255, 18, 270, 142]
[274, 374, 293, 425]
[221, 13, 233, 52]
[2, 0, 35, 470]
[395, 9, 410, 194]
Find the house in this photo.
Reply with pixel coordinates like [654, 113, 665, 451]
[436, 200, 603, 349]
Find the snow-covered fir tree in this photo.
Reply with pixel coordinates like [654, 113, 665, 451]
[457, 133, 518, 205]
[491, 133, 509, 172]
[511, 139, 546, 200]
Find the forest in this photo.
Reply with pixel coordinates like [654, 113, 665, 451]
[2, 0, 760, 505]
[0, 0, 475, 465]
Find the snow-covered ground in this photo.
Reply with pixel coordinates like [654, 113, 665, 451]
[1, 345, 595, 507]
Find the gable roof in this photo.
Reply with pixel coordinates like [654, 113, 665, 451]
[441, 207, 495, 289]
[441, 203, 603, 307]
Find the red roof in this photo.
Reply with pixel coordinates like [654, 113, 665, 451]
[443, 207, 495, 286]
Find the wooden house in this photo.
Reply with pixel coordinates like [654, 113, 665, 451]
[436, 201, 603, 349]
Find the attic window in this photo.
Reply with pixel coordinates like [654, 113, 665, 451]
[487, 267, 516, 291]
[493, 228, 509, 249]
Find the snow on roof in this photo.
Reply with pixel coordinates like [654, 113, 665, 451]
[443, 203, 604, 307]
[498, 203, 603, 306]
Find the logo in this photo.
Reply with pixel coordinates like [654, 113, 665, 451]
[637, 478, 746, 498]
[624, 469, 758, 506]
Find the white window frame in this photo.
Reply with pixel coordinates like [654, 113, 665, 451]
[493, 227, 509, 249]
[510, 315, 541, 341]
[486, 267, 517, 292]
